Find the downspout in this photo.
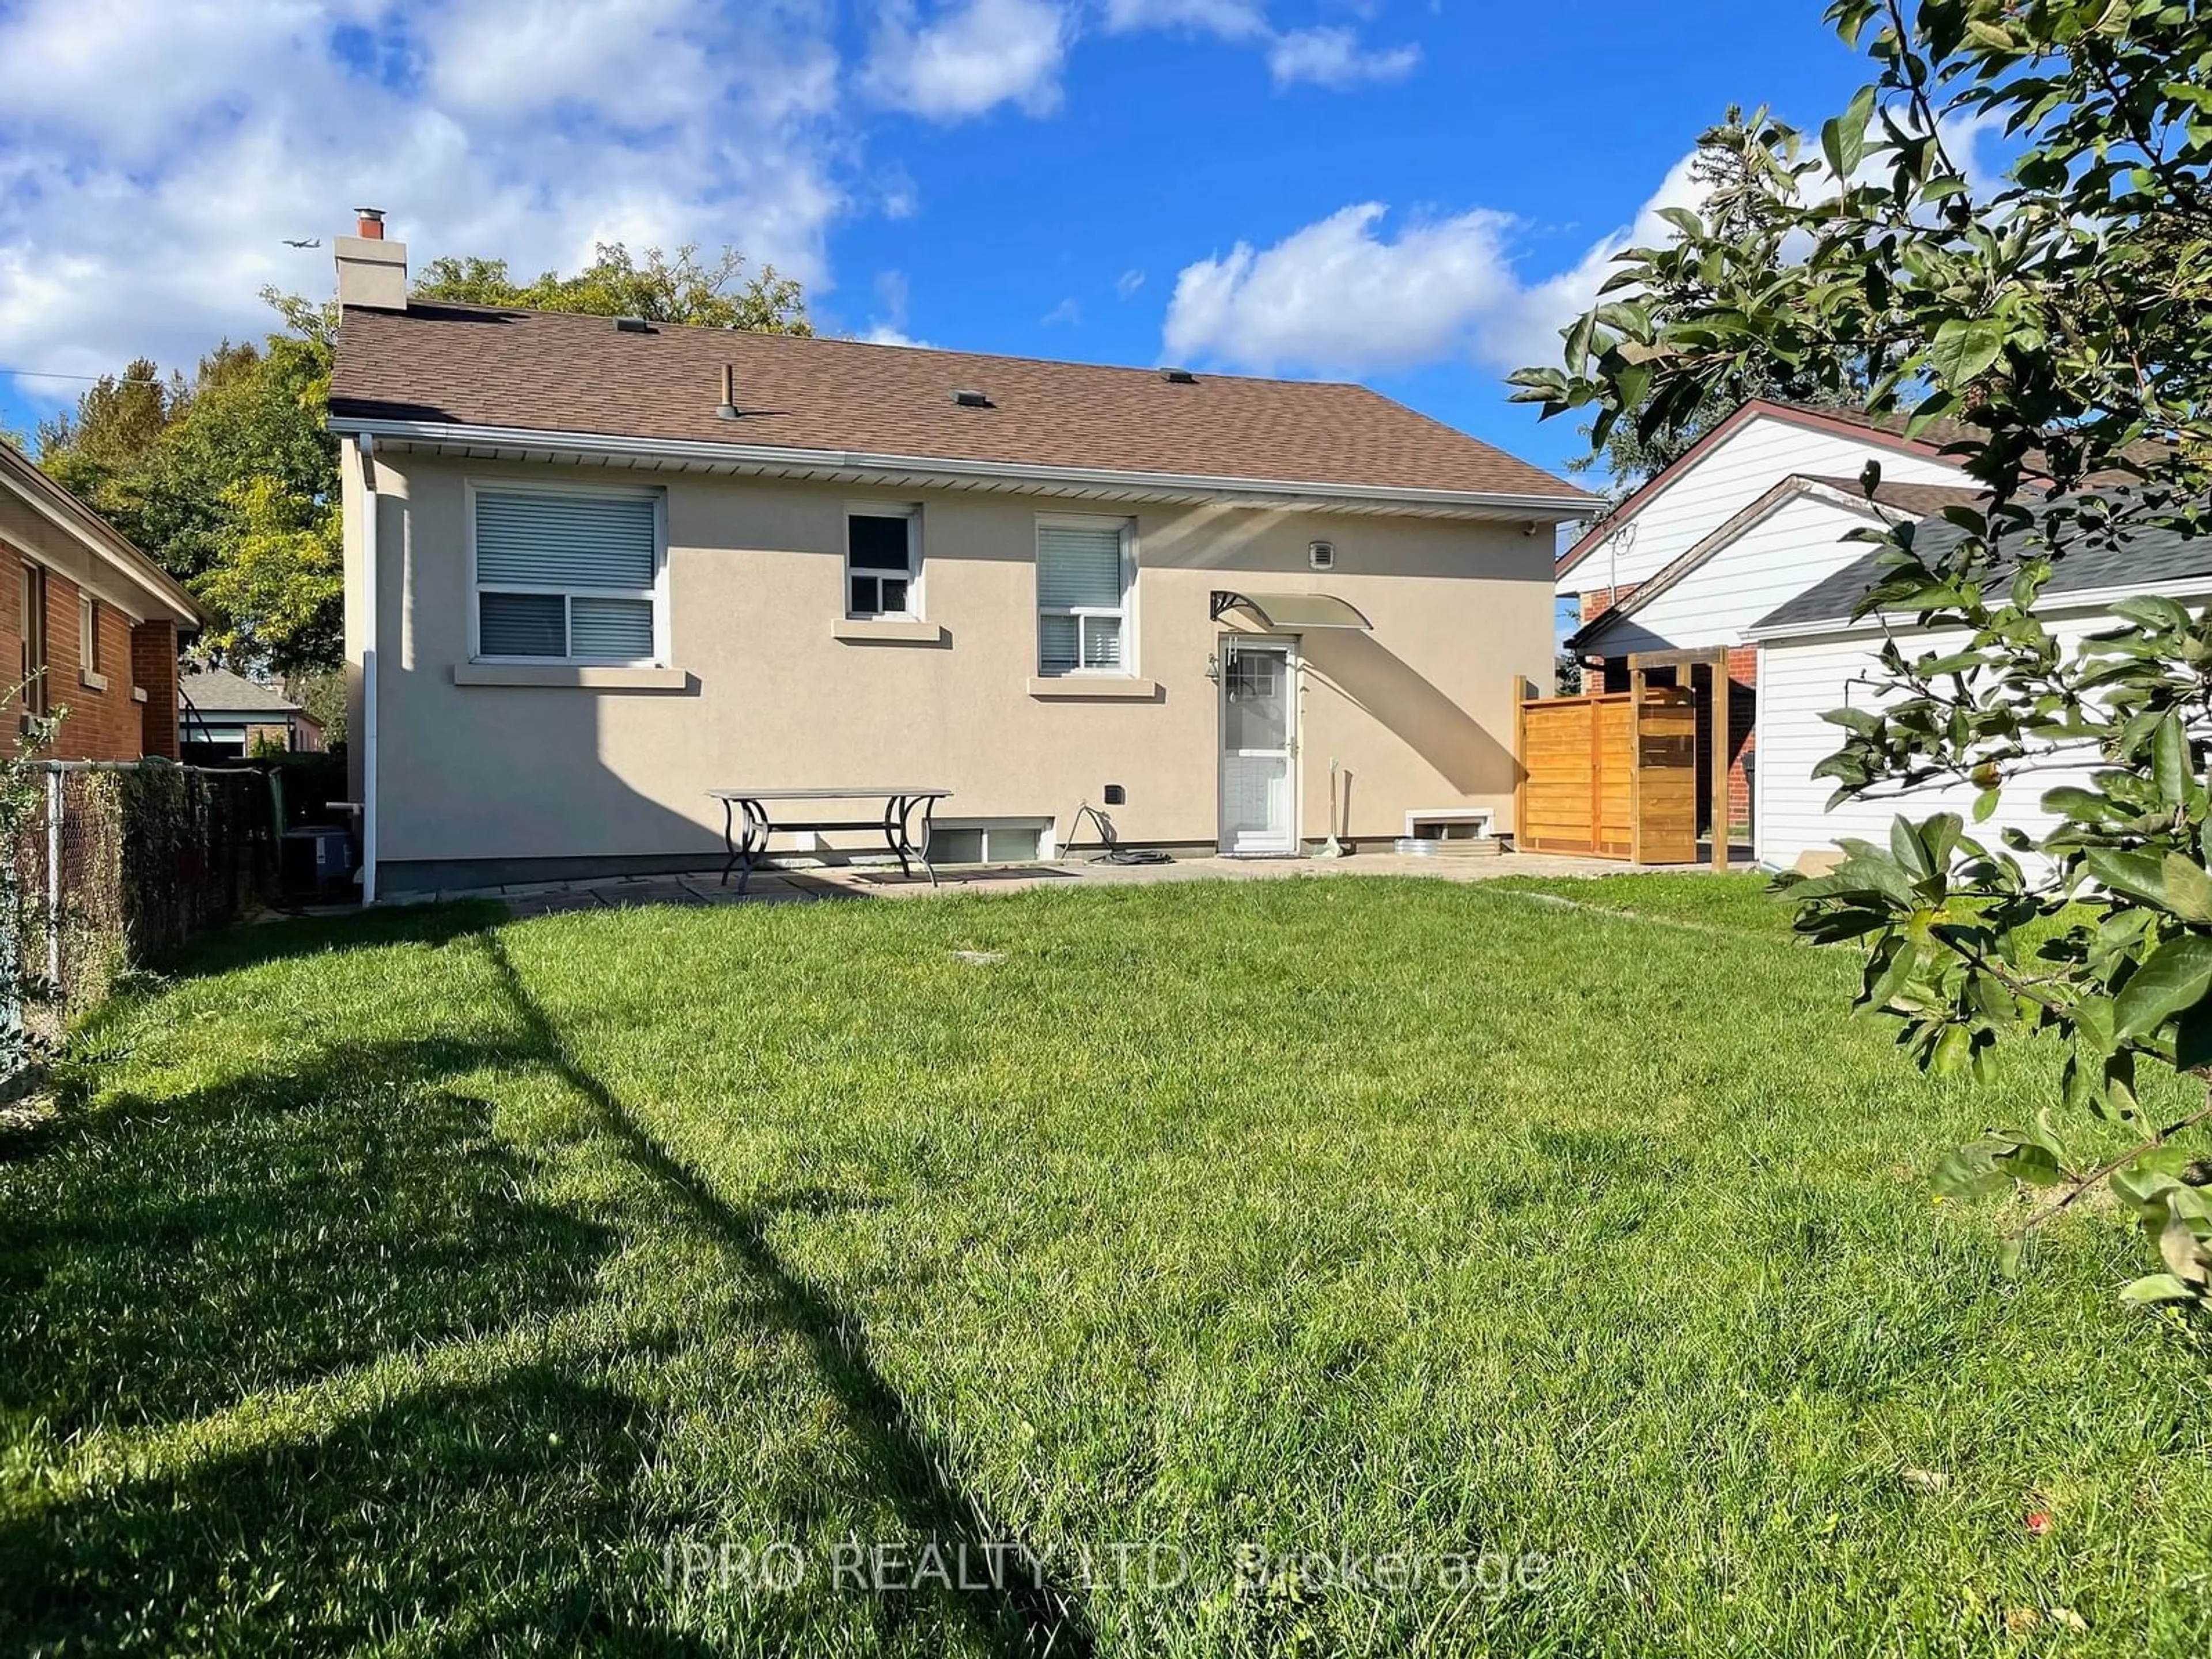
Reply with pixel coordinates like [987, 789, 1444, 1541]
[357, 433, 380, 906]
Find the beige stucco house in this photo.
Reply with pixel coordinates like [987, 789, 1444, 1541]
[325, 215, 1594, 898]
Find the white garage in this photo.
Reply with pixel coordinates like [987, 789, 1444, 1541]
[1747, 512, 2212, 870]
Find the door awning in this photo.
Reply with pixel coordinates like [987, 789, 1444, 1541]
[1209, 590, 1373, 631]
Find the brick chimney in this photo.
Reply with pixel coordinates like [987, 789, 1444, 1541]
[334, 207, 407, 310]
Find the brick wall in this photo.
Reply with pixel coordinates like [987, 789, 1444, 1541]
[132, 620, 180, 760]
[1578, 585, 1638, 624]
[0, 544, 154, 761]
[1691, 646, 1759, 835]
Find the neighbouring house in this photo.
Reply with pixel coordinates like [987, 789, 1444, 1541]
[177, 664, 324, 757]
[1746, 495, 2212, 870]
[323, 213, 1594, 898]
[1556, 399, 1979, 838]
[0, 438, 203, 760]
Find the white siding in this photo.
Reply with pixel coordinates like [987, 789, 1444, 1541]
[1561, 413, 1964, 602]
[1622, 494, 1881, 652]
[1755, 618, 2121, 869]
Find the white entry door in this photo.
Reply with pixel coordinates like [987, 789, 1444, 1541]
[1218, 637, 1298, 855]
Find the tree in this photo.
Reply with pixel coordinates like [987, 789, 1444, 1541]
[38, 243, 810, 678]
[35, 358, 187, 545]
[411, 242, 812, 334]
[1566, 108, 1878, 502]
[1512, 0, 2212, 1317]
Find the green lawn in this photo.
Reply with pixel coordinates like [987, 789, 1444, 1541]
[4, 875, 2210, 1656]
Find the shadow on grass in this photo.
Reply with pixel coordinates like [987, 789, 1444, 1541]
[158, 900, 514, 982]
[479, 931, 1097, 1658]
[0, 1065, 610, 1434]
[0, 1363, 718, 1657]
[1, 906, 1093, 1654]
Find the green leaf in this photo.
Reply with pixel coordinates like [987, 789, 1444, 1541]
[2113, 935, 2212, 1041]
[2161, 855, 2212, 925]
[1931, 1138, 2012, 1198]
[2174, 1003, 2212, 1070]
[2112, 596, 2192, 634]
[1997, 1139, 2067, 1187]
[1930, 1024, 1974, 1077]
[1929, 316, 2006, 387]
[1904, 389, 1959, 440]
[2119, 1272, 2201, 1308]
[2084, 848, 2172, 908]
[1820, 86, 1876, 181]
[2154, 713, 2191, 805]
[1865, 936, 1921, 1010]
[1891, 817, 1934, 880]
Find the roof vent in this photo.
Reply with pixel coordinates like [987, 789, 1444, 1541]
[950, 388, 992, 408]
[1159, 367, 1198, 384]
[613, 316, 653, 334]
[715, 363, 740, 421]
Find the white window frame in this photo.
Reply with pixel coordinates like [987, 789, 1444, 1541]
[465, 479, 670, 667]
[77, 590, 98, 675]
[845, 502, 922, 620]
[927, 816, 1058, 864]
[1036, 513, 1137, 679]
[1403, 808, 1495, 840]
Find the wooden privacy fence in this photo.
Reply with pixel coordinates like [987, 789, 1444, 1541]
[1514, 681, 1700, 862]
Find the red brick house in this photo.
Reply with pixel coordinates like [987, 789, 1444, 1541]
[0, 441, 204, 759]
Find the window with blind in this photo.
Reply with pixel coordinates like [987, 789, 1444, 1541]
[1036, 518, 1132, 676]
[472, 487, 662, 664]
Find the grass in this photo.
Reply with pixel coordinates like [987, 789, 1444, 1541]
[3, 873, 2210, 1656]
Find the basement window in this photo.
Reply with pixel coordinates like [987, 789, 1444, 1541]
[1407, 809, 1495, 841]
[929, 819, 1053, 865]
[472, 486, 665, 665]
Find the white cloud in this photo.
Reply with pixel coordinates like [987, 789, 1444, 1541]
[1041, 296, 1082, 325]
[0, 0, 849, 402]
[1161, 154, 1712, 377]
[1116, 268, 1146, 298]
[1101, 1, 1416, 92]
[1100, 0, 1267, 39]
[1266, 25, 1418, 88]
[862, 268, 934, 345]
[861, 0, 1071, 121]
[861, 323, 935, 347]
[1163, 203, 1517, 376]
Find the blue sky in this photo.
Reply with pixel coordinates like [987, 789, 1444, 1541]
[0, 1, 1888, 483]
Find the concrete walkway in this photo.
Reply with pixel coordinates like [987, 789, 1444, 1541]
[411, 849, 1727, 921]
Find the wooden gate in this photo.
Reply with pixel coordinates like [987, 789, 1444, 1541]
[1514, 683, 1698, 861]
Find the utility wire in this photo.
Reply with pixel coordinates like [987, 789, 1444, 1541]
[0, 368, 169, 385]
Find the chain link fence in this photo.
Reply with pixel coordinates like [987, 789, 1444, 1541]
[10, 762, 283, 1035]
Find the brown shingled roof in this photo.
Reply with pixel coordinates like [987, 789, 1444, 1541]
[1797, 475, 1991, 518]
[328, 303, 1593, 504]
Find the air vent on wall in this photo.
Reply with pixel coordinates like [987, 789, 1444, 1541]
[1309, 540, 1336, 571]
[950, 388, 993, 408]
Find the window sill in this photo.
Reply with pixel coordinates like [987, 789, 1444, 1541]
[130, 685, 149, 704]
[453, 663, 690, 690]
[832, 618, 947, 646]
[79, 671, 108, 694]
[1027, 676, 1161, 701]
